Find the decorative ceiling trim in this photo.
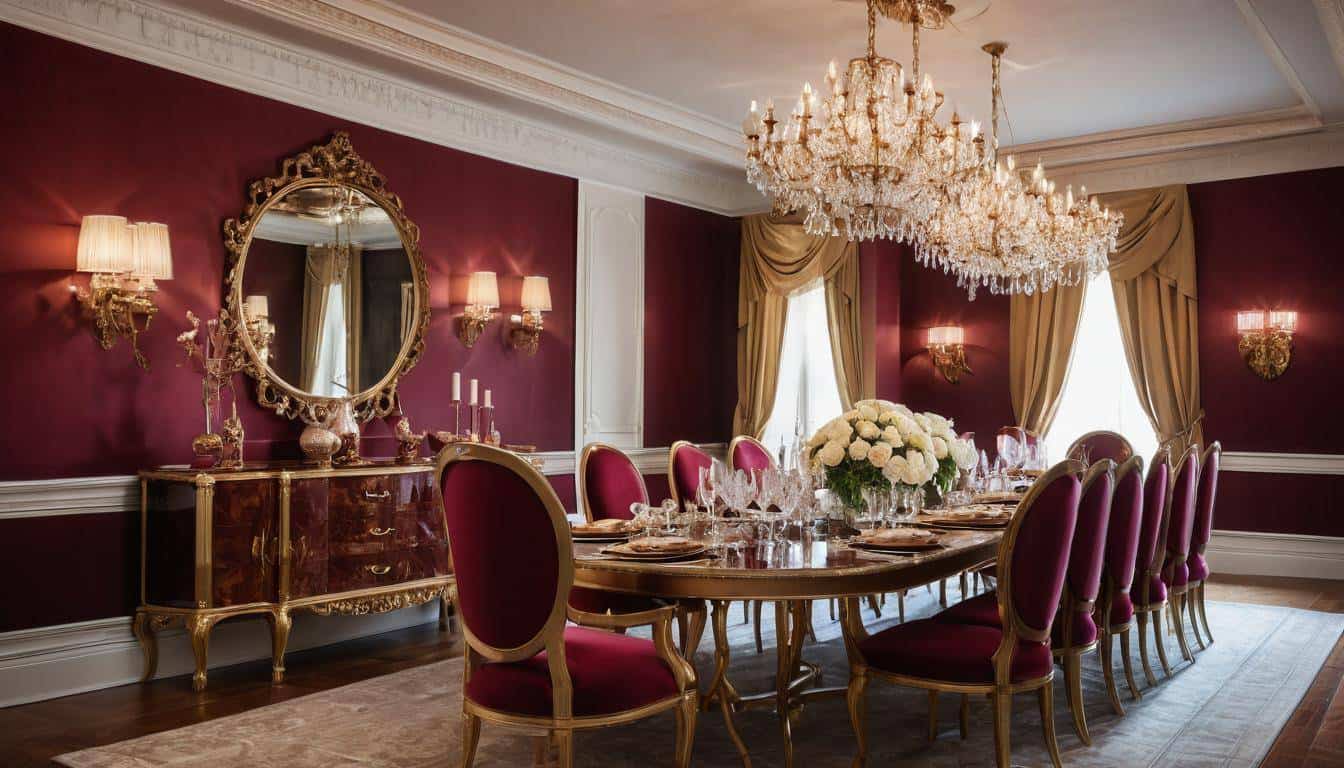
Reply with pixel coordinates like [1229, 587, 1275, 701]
[1236, 0, 1323, 119]
[0, 0, 762, 215]
[1318, 0, 1344, 81]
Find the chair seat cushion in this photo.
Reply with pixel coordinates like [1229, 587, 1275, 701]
[568, 586, 663, 615]
[1187, 552, 1209, 583]
[934, 592, 1001, 627]
[857, 618, 1052, 685]
[1099, 590, 1134, 628]
[1050, 609, 1099, 649]
[465, 625, 679, 717]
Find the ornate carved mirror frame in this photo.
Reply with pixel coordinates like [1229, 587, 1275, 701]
[223, 132, 430, 426]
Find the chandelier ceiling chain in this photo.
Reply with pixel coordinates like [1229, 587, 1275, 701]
[742, 1, 1121, 298]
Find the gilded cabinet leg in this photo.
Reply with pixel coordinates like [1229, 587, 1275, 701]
[266, 607, 292, 684]
[132, 609, 159, 683]
[185, 614, 217, 692]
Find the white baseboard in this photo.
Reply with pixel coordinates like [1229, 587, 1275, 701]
[1206, 529, 1344, 581]
[0, 603, 439, 709]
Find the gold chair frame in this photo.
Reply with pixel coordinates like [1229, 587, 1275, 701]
[438, 443, 699, 768]
[1132, 445, 1184, 685]
[1094, 455, 1147, 716]
[577, 441, 708, 659]
[841, 460, 1080, 768]
[1163, 443, 1203, 668]
[1185, 441, 1222, 652]
[1054, 459, 1116, 746]
[1066, 430, 1135, 463]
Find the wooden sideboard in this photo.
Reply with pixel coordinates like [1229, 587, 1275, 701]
[134, 459, 452, 691]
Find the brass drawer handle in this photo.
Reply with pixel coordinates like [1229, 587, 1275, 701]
[364, 490, 392, 501]
[369, 527, 396, 537]
[368, 564, 391, 575]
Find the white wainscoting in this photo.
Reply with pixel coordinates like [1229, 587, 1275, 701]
[1206, 530, 1344, 580]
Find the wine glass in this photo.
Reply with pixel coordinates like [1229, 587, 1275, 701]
[660, 498, 678, 534]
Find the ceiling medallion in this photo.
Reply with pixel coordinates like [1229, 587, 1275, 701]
[742, 0, 1121, 299]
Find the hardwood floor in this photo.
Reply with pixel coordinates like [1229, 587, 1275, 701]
[1, 575, 1341, 767]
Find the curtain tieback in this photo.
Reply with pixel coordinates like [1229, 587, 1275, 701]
[1158, 410, 1205, 450]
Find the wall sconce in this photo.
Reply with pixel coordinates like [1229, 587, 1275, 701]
[927, 325, 971, 383]
[72, 216, 173, 370]
[243, 294, 276, 364]
[509, 275, 552, 355]
[1237, 309, 1296, 380]
[458, 270, 499, 348]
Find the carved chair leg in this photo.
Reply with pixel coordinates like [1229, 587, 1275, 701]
[927, 689, 939, 742]
[847, 669, 868, 768]
[743, 600, 750, 624]
[959, 571, 969, 600]
[1152, 607, 1173, 678]
[460, 712, 481, 768]
[185, 614, 217, 692]
[867, 594, 881, 618]
[553, 729, 573, 768]
[1039, 683, 1064, 768]
[265, 607, 292, 684]
[753, 600, 765, 654]
[898, 591, 906, 623]
[1197, 582, 1214, 645]
[1099, 629, 1124, 716]
[1063, 652, 1091, 745]
[1135, 611, 1158, 687]
[132, 609, 159, 682]
[1119, 625, 1142, 700]
[939, 578, 948, 608]
[1188, 585, 1208, 651]
[1172, 593, 1194, 664]
[959, 693, 970, 740]
[990, 691, 1012, 768]
[804, 600, 817, 643]
[830, 598, 837, 621]
[674, 693, 697, 768]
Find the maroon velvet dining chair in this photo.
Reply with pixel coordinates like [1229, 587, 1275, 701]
[729, 434, 775, 476]
[1160, 443, 1202, 666]
[1132, 447, 1173, 685]
[668, 440, 712, 508]
[1186, 441, 1222, 650]
[934, 459, 1113, 746]
[840, 461, 1081, 768]
[577, 443, 707, 657]
[1095, 454, 1146, 714]
[437, 443, 699, 768]
[1067, 430, 1135, 465]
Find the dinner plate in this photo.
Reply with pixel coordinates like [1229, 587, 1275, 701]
[922, 517, 1010, 530]
[851, 540, 944, 553]
[599, 545, 710, 562]
[571, 528, 636, 540]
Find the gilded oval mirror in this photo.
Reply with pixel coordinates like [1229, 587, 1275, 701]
[223, 133, 429, 425]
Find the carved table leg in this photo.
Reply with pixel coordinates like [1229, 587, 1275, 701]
[185, 614, 218, 692]
[265, 607, 292, 683]
[132, 609, 159, 682]
[709, 600, 751, 766]
[774, 602, 796, 768]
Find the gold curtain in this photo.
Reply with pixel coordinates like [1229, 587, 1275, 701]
[1100, 185, 1204, 455]
[1009, 282, 1085, 435]
[734, 214, 866, 438]
[344, 248, 363, 394]
[300, 246, 340, 392]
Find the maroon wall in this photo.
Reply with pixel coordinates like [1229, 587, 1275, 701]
[897, 246, 1015, 445]
[643, 197, 740, 446]
[862, 240, 904, 402]
[1189, 167, 1344, 534]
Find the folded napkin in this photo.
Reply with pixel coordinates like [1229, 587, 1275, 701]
[624, 536, 697, 553]
[859, 528, 938, 546]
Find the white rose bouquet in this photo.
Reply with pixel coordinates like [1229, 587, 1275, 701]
[806, 400, 979, 510]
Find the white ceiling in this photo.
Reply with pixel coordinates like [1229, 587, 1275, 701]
[394, 0, 1317, 146]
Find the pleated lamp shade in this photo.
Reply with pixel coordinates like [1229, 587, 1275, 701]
[520, 276, 552, 312]
[131, 222, 173, 281]
[466, 271, 499, 308]
[76, 215, 132, 273]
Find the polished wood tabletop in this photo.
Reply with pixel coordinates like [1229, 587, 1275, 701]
[572, 529, 1002, 601]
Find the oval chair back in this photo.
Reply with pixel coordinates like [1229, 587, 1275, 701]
[1161, 444, 1202, 590]
[579, 443, 648, 523]
[994, 460, 1082, 675]
[729, 435, 775, 475]
[1067, 431, 1134, 465]
[1133, 448, 1171, 609]
[1055, 460, 1115, 651]
[1190, 442, 1222, 562]
[437, 443, 571, 691]
[668, 441, 712, 507]
[1099, 456, 1145, 628]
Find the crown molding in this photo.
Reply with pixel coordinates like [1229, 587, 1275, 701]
[1319, 0, 1344, 81]
[0, 0, 761, 216]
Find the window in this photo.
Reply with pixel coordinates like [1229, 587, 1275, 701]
[311, 282, 349, 397]
[762, 280, 844, 464]
[1045, 272, 1158, 463]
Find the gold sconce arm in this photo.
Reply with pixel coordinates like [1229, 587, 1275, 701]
[509, 311, 544, 356]
[76, 274, 160, 370]
[457, 304, 494, 348]
[929, 342, 971, 383]
[1238, 328, 1293, 380]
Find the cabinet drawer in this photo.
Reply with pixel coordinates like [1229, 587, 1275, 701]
[328, 545, 447, 593]
[329, 504, 401, 556]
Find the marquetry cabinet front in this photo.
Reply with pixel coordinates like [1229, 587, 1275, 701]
[135, 461, 452, 691]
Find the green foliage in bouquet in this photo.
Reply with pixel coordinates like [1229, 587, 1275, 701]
[822, 458, 886, 511]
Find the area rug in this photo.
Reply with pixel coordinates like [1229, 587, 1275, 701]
[55, 590, 1344, 768]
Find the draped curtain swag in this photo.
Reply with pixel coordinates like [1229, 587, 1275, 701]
[1008, 184, 1203, 455]
[735, 214, 870, 438]
[300, 245, 363, 395]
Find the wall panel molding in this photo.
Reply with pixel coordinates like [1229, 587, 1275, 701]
[1222, 451, 1344, 475]
[0, 0, 760, 215]
[1206, 529, 1344, 580]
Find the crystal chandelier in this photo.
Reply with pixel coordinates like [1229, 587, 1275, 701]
[742, 0, 986, 241]
[909, 43, 1121, 298]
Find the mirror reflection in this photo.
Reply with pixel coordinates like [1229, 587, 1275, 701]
[240, 185, 414, 398]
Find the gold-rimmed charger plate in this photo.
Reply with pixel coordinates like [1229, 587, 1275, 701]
[601, 540, 709, 561]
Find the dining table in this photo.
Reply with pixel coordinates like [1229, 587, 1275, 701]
[573, 527, 1004, 768]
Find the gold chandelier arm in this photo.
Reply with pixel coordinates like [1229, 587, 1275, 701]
[867, 0, 878, 60]
[911, 17, 921, 83]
